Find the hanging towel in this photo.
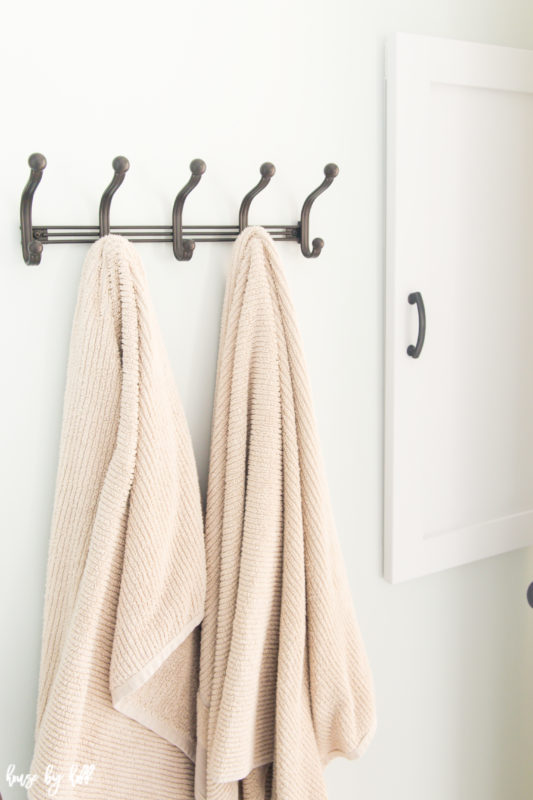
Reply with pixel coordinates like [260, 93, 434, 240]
[30, 235, 206, 800]
[196, 226, 376, 800]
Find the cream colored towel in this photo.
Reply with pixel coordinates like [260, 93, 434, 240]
[196, 226, 376, 800]
[30, 235, 205, 800]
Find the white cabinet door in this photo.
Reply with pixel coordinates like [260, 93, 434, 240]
[384, 33, 533, 583]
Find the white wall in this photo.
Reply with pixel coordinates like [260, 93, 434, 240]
[1, 1, 533, 799]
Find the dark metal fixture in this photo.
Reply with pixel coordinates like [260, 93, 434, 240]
[20, 153, 47, 265]
[172, 159, 207, 261]
[299, 163, 339, 258]
[407, 291, 426, 358]
[239, 162, 276, 232]
[99, 156, 130, 237]
[20, 154, 339, 264]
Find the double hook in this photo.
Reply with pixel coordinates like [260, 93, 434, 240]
[99, 156, 130, 236]
[238, 162, 276, 232]
[172, 158, 207, 260]
[20, 154, 339, 264]
[20, 153, 47, 265]
[299, 163, 339, 257]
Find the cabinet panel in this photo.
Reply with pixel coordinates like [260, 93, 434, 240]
[385, 34, 533, 582]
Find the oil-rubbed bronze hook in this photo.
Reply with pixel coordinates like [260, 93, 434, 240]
[172, 159, 206, 261]
[20, 153, 47, 265]
[238, 163, 276, 232]
[99, 156, 130, 237]
[299, 163, 339, 258]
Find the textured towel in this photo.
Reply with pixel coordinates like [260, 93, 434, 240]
[195, 226, 376, 800]
[30, 235, 206, 800]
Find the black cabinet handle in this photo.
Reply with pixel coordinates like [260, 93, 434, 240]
[407, 292, 426, 358]
[527, 583, 533, 608]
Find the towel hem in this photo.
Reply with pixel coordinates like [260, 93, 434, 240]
[111, 611, 204, 761]
[194, 716, 378, 793]
[322, 717, 378, 765]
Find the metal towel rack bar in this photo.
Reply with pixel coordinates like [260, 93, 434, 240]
[20, 154, 339, 264]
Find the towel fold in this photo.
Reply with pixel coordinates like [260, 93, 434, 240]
[196, 227, 376, 800]
[30, 235, 206, 800]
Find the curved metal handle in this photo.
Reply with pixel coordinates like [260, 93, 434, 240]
[20, 153, 47, 265]
[407, 292, 426, 358]
[527, 583, 533, 608]
[299, 163, 339, 258]
[99, 156, 130, 237]
[172, 159, 206, 261]
[238, 162, 275, 231]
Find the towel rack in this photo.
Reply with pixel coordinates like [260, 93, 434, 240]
[20, 154, 339, 265]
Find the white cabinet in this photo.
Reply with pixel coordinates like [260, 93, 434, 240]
[385, 34, 533, 582]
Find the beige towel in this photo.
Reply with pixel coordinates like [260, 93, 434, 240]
[196, 227, 376, 800]
[30, 235, 205, 800]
